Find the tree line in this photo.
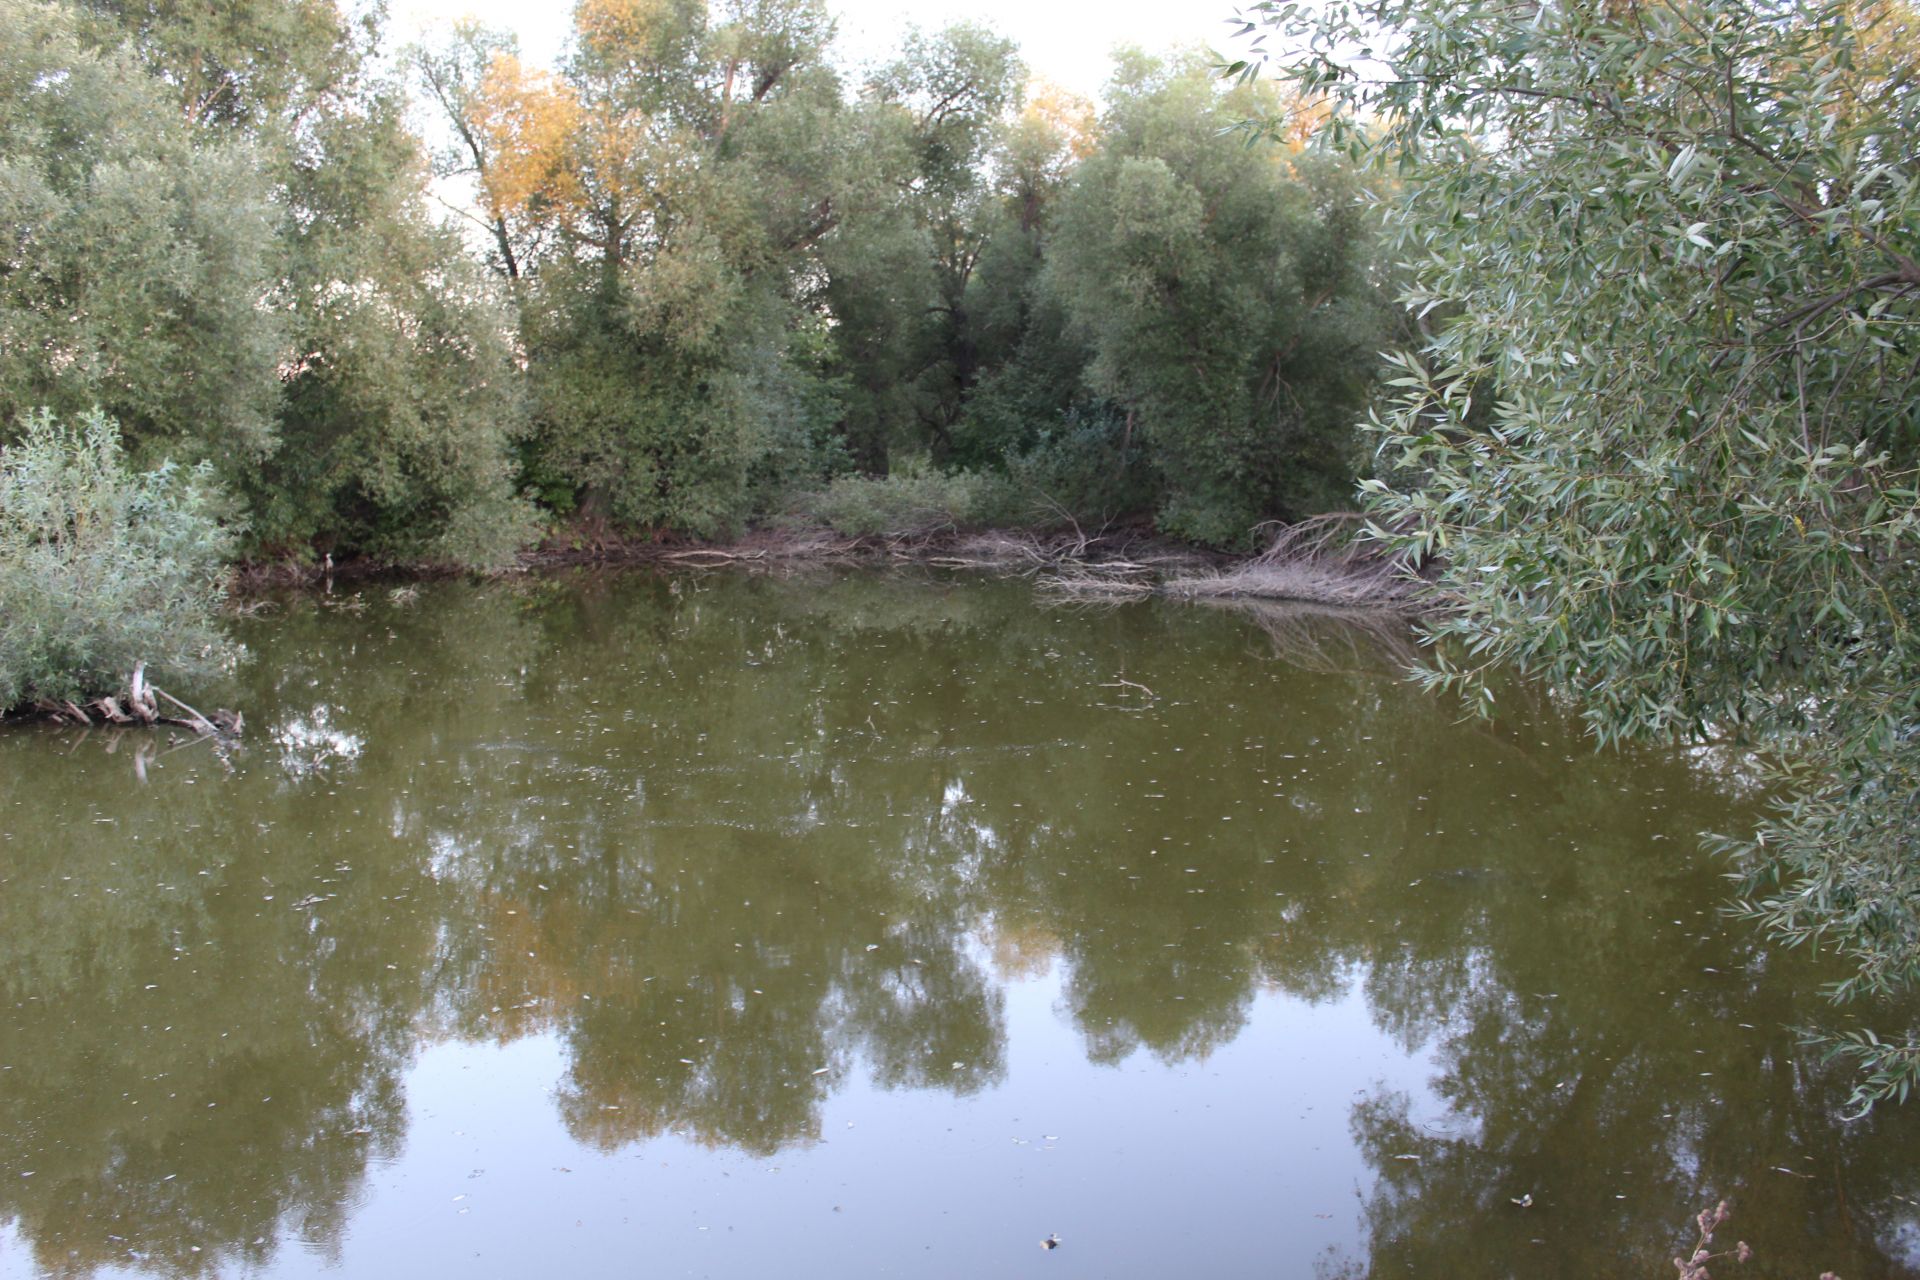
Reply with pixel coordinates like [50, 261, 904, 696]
[0, 0, 1396, 573]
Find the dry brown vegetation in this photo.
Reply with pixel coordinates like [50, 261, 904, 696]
[1040, 515, 1431, 613]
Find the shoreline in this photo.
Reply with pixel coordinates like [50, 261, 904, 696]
[228, 525, 1223, 590]
[229, 521, 1433, 615]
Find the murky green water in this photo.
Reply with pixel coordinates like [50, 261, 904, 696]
[1, 570, 1915, 1279]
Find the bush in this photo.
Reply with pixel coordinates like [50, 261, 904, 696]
[1002, 406, 1160, 530]
[796, 465, 1008, 538]
[0, 410, 236, 710]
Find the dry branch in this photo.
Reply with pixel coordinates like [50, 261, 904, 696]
[32, 665, 242, 738]
[1162, 515, 1428, 611]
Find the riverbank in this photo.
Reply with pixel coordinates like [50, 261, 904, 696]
[8, 517, 1427, 727]
[231, 516, 1435, 614]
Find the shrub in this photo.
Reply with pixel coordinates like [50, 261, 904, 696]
[0, 410, 236, 710]
[796, 465, 1006, 538]
[1002, 406, 1160, 530]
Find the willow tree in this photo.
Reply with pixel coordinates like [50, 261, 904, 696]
[1044, 51, 1394, 547]
[1240, 0, 1920, 1103]
[941, 81, 1100, 472]
[0, 0, 283, 465]
[444, 0, 852, 532]
[829, 24, 1026, 468]
[76, 0, 535, 566]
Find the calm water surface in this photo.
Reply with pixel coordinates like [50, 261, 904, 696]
[1, 571, 1915, 1278]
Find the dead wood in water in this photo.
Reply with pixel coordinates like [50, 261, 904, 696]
[33, 663, 241, 738]
[659, 547, 770, 563]
[1202, 598, 1421, 676]
[154, 687, 219, 735]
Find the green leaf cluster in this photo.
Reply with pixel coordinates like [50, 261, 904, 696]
[1244, 0, 1920, 1105]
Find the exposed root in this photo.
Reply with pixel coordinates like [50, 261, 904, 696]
[1038, 515, 1436, 632]
[1036, 562, 1157, 600]
[1163, 561, 1417, 609]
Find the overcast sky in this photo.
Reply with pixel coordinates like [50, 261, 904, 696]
[383, 0, 1249, 102]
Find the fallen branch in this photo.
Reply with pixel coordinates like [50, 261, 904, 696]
[92, 696, 133, 725]
[152, 688, 241, 736]
[1099, 676, 1158, 699]
[30, 667, 242, 738]
[660, 547, 769, 562]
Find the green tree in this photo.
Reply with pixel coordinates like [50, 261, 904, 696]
[0, 0, 283, 466]
[244, 95, 537, 567]
[1044, 51, 1394, 547]
[1242, 0, 1920, 1103]
[499, 0, 850, 532]
[941, 84, 1081, 442]
[76, 0, 536, 566]
[821, 24, 1026, 470]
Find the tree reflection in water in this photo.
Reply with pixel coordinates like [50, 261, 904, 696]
[0, 571, 1913, 1277]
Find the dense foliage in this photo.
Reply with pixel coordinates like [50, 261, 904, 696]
[1046, 51, 1391, 544]
[403, 4, 1397, 544]
[0, 1, 282, 463]
[0, 0, 1396, 574]
[1240, 0, 1920, 1104]
[0, 410, 234, 707]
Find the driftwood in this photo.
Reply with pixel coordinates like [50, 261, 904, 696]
[660, 547, 769, 563]
[41, 661, 242, 737]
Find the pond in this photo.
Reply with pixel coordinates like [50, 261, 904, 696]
[1, 570, 1915, 1279]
